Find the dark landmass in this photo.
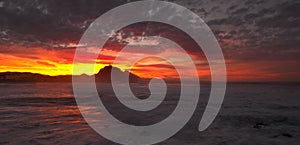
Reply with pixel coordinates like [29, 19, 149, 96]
[2, 65, 297, 84]
[0, 72, 73, 83]
[0, 65, 143, 83]
[95, 65, 141, 83]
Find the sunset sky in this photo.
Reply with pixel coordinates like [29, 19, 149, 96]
[0, 0, 299, 82]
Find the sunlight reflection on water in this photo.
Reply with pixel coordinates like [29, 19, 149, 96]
[0, 82, 299, 144]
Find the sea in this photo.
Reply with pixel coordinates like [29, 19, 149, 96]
[0, 82, 299, 145]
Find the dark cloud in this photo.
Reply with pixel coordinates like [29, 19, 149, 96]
[0, 0, 129, 45]
[255, 2, 300, 28]
[230, 8, 249, 15]
[0, 0, 300, 60]
[200, 0, 300, 62]
[244, 0, 265, 6]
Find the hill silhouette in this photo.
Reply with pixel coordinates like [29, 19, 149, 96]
[95, 65, 140, 83]
[0, 65, 142, 83]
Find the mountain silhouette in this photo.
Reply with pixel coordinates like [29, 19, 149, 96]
[95, 65, 140, 83]
[0, 72, 73, 82]
[0, 65, 142, 83]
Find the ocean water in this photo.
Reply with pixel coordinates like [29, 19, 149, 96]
[0, 82, 299, 145]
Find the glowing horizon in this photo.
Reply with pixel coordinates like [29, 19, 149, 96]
[1, 43, 299, 82]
